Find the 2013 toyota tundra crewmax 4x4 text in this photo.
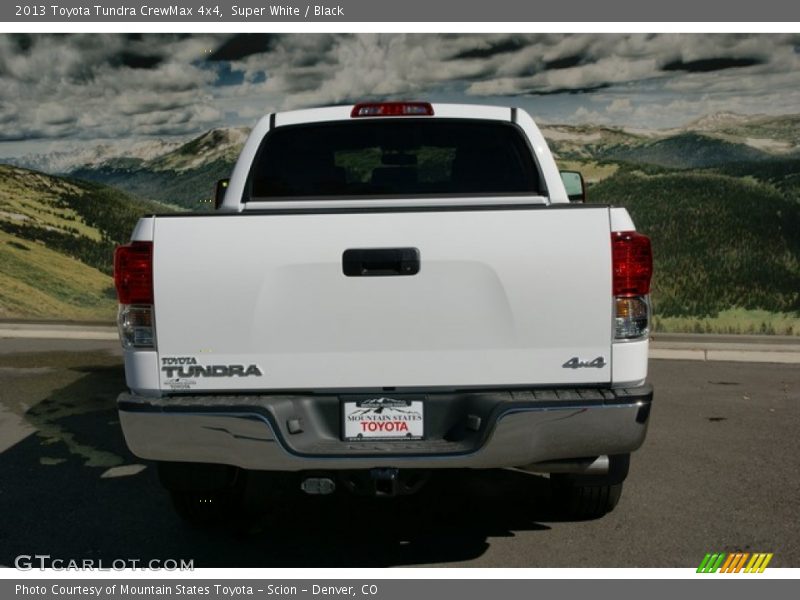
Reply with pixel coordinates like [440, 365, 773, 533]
[114, 102, 654, 523]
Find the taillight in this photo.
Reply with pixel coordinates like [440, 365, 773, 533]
[117, 305, 156, 349]
[114, 241, 156, 349]
[612, 231, 653, 340]
[612, 231, 652, 296]
[351, 102, 434, 117]
[114, 242, 153, 304]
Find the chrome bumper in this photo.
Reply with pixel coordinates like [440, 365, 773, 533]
[118, 386, 652, 471]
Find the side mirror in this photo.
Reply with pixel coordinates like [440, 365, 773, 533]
[214, 178, 230, 210]
[560, 170, 586, 203]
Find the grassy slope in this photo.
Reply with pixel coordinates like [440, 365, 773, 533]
[653, 308, 800, 336]
[556, 159, 619, 184]
[0, 230, 116, 320]
[0, 164, 170, 320]
[709, 158, 800, 203]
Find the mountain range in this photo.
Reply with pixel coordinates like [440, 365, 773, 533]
[2, 128, 248, 210]
[0, 112, 799, 327]
[3, 112, 799, 209]
[540, 112, 800, 168]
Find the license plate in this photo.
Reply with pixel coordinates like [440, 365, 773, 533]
[342, 397, 424, 440]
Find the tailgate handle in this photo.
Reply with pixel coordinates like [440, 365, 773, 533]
[342, 248, 420, 277]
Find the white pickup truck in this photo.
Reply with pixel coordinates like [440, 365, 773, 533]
[114, 102, 653, 523]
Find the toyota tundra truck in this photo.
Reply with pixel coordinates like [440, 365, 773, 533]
[114, 102, 653, 522]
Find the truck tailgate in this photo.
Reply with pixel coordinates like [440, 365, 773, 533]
[152, 206, 613, 391]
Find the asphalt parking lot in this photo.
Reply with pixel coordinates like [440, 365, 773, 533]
[0, 338, 798, 568]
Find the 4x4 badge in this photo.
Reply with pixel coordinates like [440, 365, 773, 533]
[562, 356, 606, 369]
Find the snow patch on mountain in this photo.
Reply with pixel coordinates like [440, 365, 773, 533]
[1, 138, 187, 174]
[0, 128, 250, 175]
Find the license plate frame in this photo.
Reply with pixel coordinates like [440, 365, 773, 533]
[341, 397, 425, 441]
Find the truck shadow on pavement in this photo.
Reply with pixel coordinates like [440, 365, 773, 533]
[1, 362, 568, 568]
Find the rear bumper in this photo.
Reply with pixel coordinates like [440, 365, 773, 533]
[117, 385, 653, 471]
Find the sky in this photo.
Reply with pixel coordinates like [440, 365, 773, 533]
[1, 33, 800, 156]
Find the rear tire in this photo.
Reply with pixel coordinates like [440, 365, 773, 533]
[550, 479, 623, 519]
[550, 454, 630, 520]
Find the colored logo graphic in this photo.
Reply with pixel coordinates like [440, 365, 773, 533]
[697, 553, 773, 573]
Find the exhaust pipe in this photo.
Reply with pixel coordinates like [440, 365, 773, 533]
[512, 455, 610, 475]
[300, 477, 336, 495]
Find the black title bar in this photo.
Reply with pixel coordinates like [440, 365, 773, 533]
[4, 0, 800, 22]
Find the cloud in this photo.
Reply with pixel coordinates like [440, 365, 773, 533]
[544, 54, 585, 70]
[1, 33, 800, 149]
[662, 57, 764, 72]
[112, 51, 164, 70]
[572, 106, 607, 124]
[0, 33, 220, 141]
[208, 33, 279, 61]
[450, 37, 527, 60]
[606, 98, 633, 114]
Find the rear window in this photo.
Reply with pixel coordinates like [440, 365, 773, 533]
[246, 119, 542, 200]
